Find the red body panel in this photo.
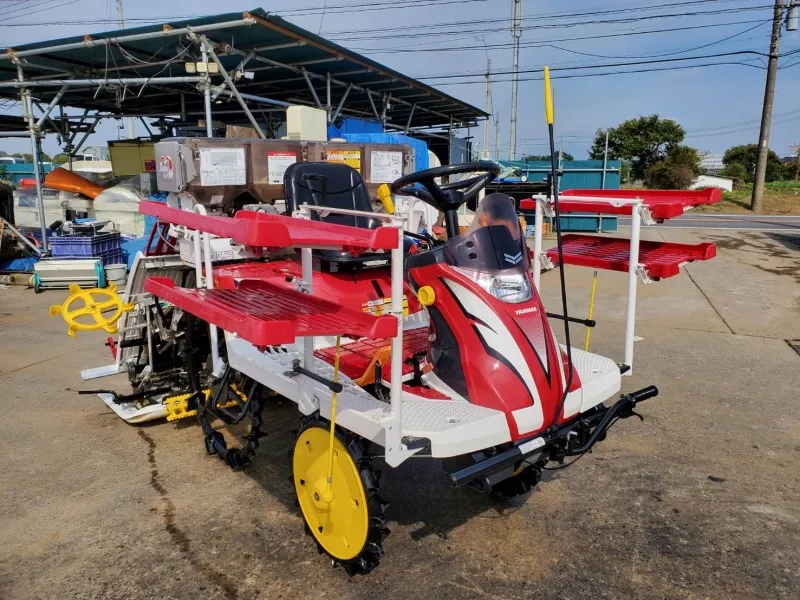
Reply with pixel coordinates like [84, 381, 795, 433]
[408, 263, 579, 439]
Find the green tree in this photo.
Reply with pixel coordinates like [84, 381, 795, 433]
[522, 152, 574, 161]
[52, 153, 69, 165]
[722, 144, 784, 183]
[721, 162, 747, 182]
[644, 145, 702, 190]
[589, 115, 685, 181]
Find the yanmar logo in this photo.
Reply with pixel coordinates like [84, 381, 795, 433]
[515, 307, 538, 316]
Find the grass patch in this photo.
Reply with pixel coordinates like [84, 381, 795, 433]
[694, 183, 800, 215]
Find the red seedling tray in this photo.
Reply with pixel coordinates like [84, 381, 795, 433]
[144, 277, 398, 346]
[546, 234, 716, 279]
[139, 201, 399, 252]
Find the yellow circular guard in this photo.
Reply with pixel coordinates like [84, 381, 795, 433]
[293, 424, 369, 561]
[49, 283, 135, 339]
[417, 285, 435, 307]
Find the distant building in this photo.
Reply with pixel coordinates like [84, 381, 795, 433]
[80, 145, 110, 161]
[692, 174, 733, 192]
[700, 153, 725, 174]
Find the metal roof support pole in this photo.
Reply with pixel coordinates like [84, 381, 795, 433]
[301, 68, 323, 110]
[0, 18, 255, 62]
[235, 51, 255, 73]
[0, 77, 203, 88]
[35, 81, 70, 130]
[404, 104, 416, 134]
[202, 35, 464, 127]
[381, 94, 391, 132]
[34, 105, 64, 140]
[200, 43, 214, 138]
[326, 72, 331, 122]
[448, 116, 454, 163]
[72, 113, 100, 155]
[138, 117, 153, 136]
[15, 63, 48, 252]
[366, 91, 380, 121]
[331, 83, 352, 123]
[67, 109, 89, 145]
[205, 42, 266, 139]
[259, 108, 277, 138]
[180, 93, 186, 121]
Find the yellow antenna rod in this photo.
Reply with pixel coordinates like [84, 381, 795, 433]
[544, 66, 554, 125]
[322, 335, 342, 504]
[584, 271, 598, 351]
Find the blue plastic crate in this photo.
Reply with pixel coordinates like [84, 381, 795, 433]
[50, 232, 121, 258]
[51, 248, 124, 266]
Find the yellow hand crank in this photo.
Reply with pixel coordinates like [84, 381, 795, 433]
[49, 283, 134, 339]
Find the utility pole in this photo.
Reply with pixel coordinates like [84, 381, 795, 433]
[752, 0, 784, 212]
[509, 0, 522, 160]
[494, 113, 500, 161]
[483, 59, 492, 159]
[117, 0, 136, 140]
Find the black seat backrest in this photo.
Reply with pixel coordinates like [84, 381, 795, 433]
[284, 162, 380, 230]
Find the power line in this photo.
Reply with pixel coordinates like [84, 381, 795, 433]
[324, 0, 762, 35]
[347, 19, 771, 54]
[1, 0, 81, 21]
[431, 59, 768, 86]
[328, 5, 776, 41]
[417, 50, 771, 81]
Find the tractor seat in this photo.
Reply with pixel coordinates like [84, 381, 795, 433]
[284, 162, 405, 269]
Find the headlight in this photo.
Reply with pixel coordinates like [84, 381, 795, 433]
[453, 267, 532, 304]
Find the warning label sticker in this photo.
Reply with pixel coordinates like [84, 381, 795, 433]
[328, 149, 361, 172]
[361, 295, 409, 317]
[199, 147, 246, 186]
[369, 150, 403, 183]
[268, 152, 297, 185]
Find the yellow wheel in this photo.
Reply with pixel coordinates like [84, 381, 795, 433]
[49, 283, 134, 339]
[292, 422, 388, 575]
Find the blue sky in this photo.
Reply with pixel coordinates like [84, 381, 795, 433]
[1, 0, 798, 159]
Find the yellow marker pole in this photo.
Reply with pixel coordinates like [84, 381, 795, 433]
[544, 66, 554, 126]
[584, 271, 598, 351]
[322, 335, 342, 502]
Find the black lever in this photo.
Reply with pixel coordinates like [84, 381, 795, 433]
[546, 312, 596, 328]
[288, 359, 343, 394]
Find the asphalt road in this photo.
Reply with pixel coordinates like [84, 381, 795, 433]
[617, 213, 800, 230]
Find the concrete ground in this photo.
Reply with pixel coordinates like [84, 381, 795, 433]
[0, 227, 798, 600]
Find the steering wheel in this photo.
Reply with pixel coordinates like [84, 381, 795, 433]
[390, 162, 502, 211]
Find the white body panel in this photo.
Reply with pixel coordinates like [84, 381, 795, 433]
[224, 332, 511, 461]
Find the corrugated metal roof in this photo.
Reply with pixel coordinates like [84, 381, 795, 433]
[0, 8, 487, 130]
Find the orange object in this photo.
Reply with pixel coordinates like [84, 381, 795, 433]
[18, 178, 37, 189]
[44, 167, 104, 199]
